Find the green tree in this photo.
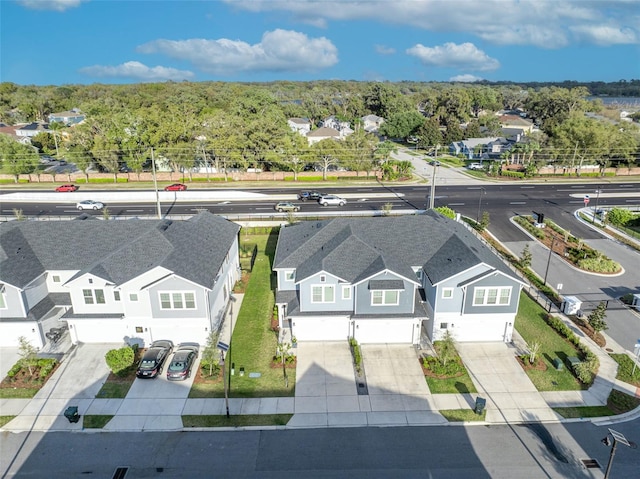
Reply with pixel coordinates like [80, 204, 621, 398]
[434, 206, 456, 219]
[478, 211, 490, 231]
[587, 301, 608, 333]
[606, 207, 634, 226]
[378, 110, 425, 139]
[201, 330, 221, 377]
[520, 244, 532, 268]
[438, 330, 457, 367]
[0, 136, 39, 182]
[312, 139, 344, 180]
[416, 117, 442, 149]
[17, 336, 39, 376]
[104, 346, 135, 376]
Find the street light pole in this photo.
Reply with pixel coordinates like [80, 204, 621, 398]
[593, 187, 602, 223]
[151, 148, 161, 219]
[428, 145, 439, 209]
[602, 428, 635, 479]
[476, 187, 486, 223]
[543, 237, 556, 286]
[220, 350, 230, 418]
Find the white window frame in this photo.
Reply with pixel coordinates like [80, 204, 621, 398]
[52, 275, 61, 283]
[158, 291, 197, 310]
[83, 289, 106, 305]
[473, 286, 512, 306]
[129, 293, 138, 302]
[114, 291, 121, 301]
[342, 285, 351, 300]
[414, 268, 423, 280]
[311, 285, 335, 303]
[0, 293, 6, 309]
[371, 290, 400, 306]
[442, 288, 453, 299]
[285, 271, 295, 281]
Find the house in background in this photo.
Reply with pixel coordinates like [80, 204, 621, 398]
[48, 109, 86, 126]
[361, 114, 385, 133]
[450, 137, 499, 159]
[273, 212, 524, 345]
[15, 122, 51, 139]
[0, 212, 240, 349]
[498, 114, 535, 134]
[287, 117, 311, 136]
[306, 126, 341, 145]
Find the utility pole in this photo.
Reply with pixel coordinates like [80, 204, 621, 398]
[151, 148, 161, 219]
[429, 145, 439, 209]
[543, 237, 556, 286]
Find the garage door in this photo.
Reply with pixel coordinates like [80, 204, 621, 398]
[354, 319, 417, 344]
[450, 319, 507, 342]
[70, 320, 128, 344]
[149, 324, 208, 347]
[292, 317, 350, 341]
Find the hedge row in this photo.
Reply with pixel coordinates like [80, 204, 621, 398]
[75, 177, 129, 184]
[500, 170, 525, 178]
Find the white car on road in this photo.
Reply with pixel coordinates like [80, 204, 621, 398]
[76, 200, 104, 211]
[467, 163, 485, 170]
[318, 195, 347, 207]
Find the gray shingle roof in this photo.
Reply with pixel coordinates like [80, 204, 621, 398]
[0, 212, 239, 290]
[274, 212, 518, 287]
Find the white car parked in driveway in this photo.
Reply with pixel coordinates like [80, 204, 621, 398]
[76, 200, 104, 210]
[318, 195, 347, 207]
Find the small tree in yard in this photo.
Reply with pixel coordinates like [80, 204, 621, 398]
[201, 330, 220, 376]
[587, 301, 608, 333]
[17, 336, 39, 376]
[520, 244, 532, 268]
[478, 211, 490, 232]
[438, 330, 457, 367]
[527, 341, 541, 365]
[105, 346, 135, 376]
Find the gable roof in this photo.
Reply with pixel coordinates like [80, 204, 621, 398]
[307, 127, 340, 138]
[274, 212, 518, 287]
[0, 212, 239, 290]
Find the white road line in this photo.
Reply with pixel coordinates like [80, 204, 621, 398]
[509, 202, 527, 205]
[126, 209, 144, 212]
[448, 203, 465, 206]
[520, 186, 535, 189]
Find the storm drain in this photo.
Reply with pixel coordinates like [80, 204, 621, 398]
[580, 459, 601, 469]
[112, 467, 129, 479]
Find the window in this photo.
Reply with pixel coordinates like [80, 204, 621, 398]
[52, 275, 61, 283]
[130, 293, 138, 302]
[473, 287, 511, 306]
[414, 269, 423, 280]
[88, 278, 93, 284]
[342, 285, 351, 300]
[83, 289, 105, 305]
[135, 326, 143, 333]
[442, 288, 453, 299]
[440, 322, 448, 329]
[159, 292, 196, 309]
[285, 271, 295, 281]
[114, 291, 121, 301]
[311, 285, 334, 303]
[371, 290, 399, 306]
[320, 275, 326, 283]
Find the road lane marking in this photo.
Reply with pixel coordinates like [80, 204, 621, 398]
[448, 203, 465, 206]
[509, 202, 527, 204]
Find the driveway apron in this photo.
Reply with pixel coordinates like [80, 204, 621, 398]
[456, 342, 561, 423]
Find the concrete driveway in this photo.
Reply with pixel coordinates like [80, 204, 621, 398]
[361, 344, 434, 412]
[456, 342, 560, 423]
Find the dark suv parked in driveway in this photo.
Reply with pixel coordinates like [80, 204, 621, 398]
[297, 190, 324, 201]
[136, 340, 174, 379]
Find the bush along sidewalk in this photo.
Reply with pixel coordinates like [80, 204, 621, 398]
[349, 338, 368, 395]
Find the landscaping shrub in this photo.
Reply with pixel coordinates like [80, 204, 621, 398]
[500, 170, 525, 178]
[76, 177, 129, 184]
[186, 177, 227, 182]
[422, 355, 464, 376]
[283, 175, 337, 182]
[6, 362, 22, 378]
[37, 358, 57, 378]
[105, 346, 136, 376]
[577, 257, 621, 273]
[514, 216, 545, 239]
[349, 338, 362, 373]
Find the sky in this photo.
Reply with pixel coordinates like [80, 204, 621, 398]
[1, 0, 639, 86]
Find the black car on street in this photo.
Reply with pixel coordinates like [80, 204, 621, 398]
[297, 190, 324, 201]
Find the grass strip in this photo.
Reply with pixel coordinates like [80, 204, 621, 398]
[83, 415, 114, 428]
[182, 414, 292, 428]
[0, 416, 16, 427]
[439, 409, 486, 422]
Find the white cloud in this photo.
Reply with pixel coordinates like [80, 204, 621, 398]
[407, 42, 500, 71]
[375, 45, 396, 55]
[137, 29, 338, 75]
[223, 0, 639, 49]
[17, 0, 86, 11]
[79, 61, 195, 81]
[570, 25, 637, 45]
[449, 74, 483, 82]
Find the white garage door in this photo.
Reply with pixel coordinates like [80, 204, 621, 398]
[354, 319, 417, 344]
[450, 319, 507, 342]
[149, 324, 208, 347]
[70, 320, 129, 344]
[293, 317, 350, 341]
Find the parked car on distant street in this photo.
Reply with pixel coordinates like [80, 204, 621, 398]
[165, 183, 187, 191]
[467, 163, 485, 170]
[56, 184, 78, 192]
[136, 340, 174, 379]
[319, 195, 347, 207]
[76, 200, 104, 210]
[429, 160, 441, 166]
[166, 343, 199, 381]
[298, 190, 324, 201]
[274, 201, 300, 212]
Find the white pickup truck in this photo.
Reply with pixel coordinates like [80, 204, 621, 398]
[467, 162, 485, 170]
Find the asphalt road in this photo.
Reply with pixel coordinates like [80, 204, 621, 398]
[1, 420, 638, 478]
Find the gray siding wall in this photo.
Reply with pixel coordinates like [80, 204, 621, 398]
[462, 275, 521, 315]
[299, 273, 353, 313]
[278, 269, 296, 291]
[149, 277, 208, 319]
[355, 272, 414, 315]
[24, 274, 48, 310]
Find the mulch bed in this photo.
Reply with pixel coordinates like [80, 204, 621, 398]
[568, 319, 606, 347]
[193, 367, 223, 385]
[516, 355, 548, 371]
[270, 358, 297, 369]
[0, 362, 61, 390]
[419, 359, 465, 379]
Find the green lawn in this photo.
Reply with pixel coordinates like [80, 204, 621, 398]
[0, 388, 40, 399]
[182, 414, 292, 428]
[426, 373, 477, 394]
[189, 231, 295, 399]
[95, 381, 134, 399]
[553, 390, 640, 418]
[439, 409, 486, 422]
[610, 354, 640, 387]
[83, 415, 114, 428]
[0, 416, 16, 427]
[515, 292, 585, 391]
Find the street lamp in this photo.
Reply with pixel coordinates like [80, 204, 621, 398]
[593, 187, 602, 224]
[543, 237, 556, 286]
[601, 428, 636, 479]
[429, 162, 439, 209]
[476, 187, 486, 223]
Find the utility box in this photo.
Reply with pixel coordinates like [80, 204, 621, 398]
[474, 397, 486, 415]
[562, 296, 582, 315]
[553, 358, 564, 371]
[632, 294, 640, 311]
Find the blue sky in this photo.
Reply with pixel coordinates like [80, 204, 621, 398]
[1, 0, 638, 85]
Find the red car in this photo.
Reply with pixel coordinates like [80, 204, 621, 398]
[164, 183, 187, 191]
[55, 184, 78, 192]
